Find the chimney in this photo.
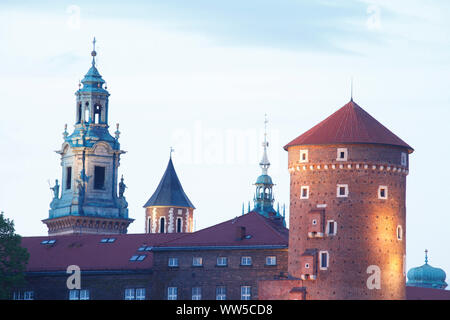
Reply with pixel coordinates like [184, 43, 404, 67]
[236, 226, 246, 240]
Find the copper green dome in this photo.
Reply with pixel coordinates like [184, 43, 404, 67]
[407, 250, 448, 290]
[255, 174, 273, 185]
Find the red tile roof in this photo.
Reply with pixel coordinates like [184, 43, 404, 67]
[21, 212, 288, 272]
[284, 100, 413, 152]
[158, 211, 289, 248]
[21, 233, 184, 272]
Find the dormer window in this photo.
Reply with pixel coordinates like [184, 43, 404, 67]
[378, 186, 388, 199]
[300, 186, 309, 199]
[299, 150, 308, 163]
[337, 148, 348, 161]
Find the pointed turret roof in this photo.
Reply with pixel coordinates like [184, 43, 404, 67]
[143, 157, 195, 209]
[284, 100, 413, 152]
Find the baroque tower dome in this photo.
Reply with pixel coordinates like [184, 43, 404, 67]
[407, 250, 448, 289]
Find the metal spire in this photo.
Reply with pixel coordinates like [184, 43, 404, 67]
[425, 249, 429, 264]
[91, 37, 97, 66]
[170, 147, 174, 159]
[350, 77, 353, 101]
[259, 114, 270, 175]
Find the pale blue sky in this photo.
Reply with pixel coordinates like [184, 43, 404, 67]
[0, 1, 449, 278]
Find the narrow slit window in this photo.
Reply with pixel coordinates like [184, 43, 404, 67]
[177, 217, 182, 233]
[300, 186, 309, 199]
[160, 217, 165, 233]
[378, 186, 388, 199]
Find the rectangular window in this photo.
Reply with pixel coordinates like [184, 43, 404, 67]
[320, 251, 329, 270]
[192, 257, 203, 267]
[168, 258, 179, 267]
[299, 150, 308, 163]
[217, 257, 228, 267]
[192, 287, 202, 300]
[378, 186, 388, 199]
[241, 286, 251, 300]
[135, 288, 146, 300]
[69, 289, 90, 300]
[327, 220, 337, 236]
[124, 288, 135, 300]
[66, 167, 72, 190]
[300, 186, 309, 199]
[337, 148, 348, 161]
[94, 166, 106, 190]
[216, 286, 226, 300]
[337, 184, 349, 197]
[401, 152, 407, 166]
[241, 256, 252, 266]
[266, 256, 277, 266]
[13, 291, 34, 300]
[168, 287, 178, 300]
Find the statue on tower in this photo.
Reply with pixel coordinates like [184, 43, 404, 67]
[119, 175, 127, 198]
[50, 179, 60, 199]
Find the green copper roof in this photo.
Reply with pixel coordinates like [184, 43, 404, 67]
[407, 251, 448, 289]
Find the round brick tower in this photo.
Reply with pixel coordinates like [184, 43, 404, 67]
[284, 100, 413, 299]
[143, 155, 195, 234]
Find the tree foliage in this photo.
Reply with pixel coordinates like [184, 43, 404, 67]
[0, 212, 29, 299]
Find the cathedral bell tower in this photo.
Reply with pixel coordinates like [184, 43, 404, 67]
[43, 39, 134, 235]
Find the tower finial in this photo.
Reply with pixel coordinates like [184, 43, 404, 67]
[425, 249, 429, 264]
[260, 114, 270, 175]
[350, 77, 353, 101]
[91, 37, 97, 66]
[170, 147, 174, 159]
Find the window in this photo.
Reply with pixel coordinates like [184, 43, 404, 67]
[124, 288, 146, 300]
[69, 289, 90, 300]
[378, 186, 388, 199]
[216, 286, 226, 300]
[192, 287, 202, 300]
[93, 166, 106, 190]
[319, 251, 329, 270]
[160, 217, 165, 233]
[241, 286, 251, 300]
[176, 217, 182, 233]
[66, 167, 72, 190]
[305, 263, 310, 269]
[401, 152, 407, 166]
[337, 184, 349, 197]
[168, 258, 179, 267]
[266, 256, 277, 266]
[93, 104, 102, 124]
[300, 186, 309, 199]
[41, 239, 56, 245]
[130, 255, 146, 262]
[13, 291, 34, 300]
[326, 220, 337, 236]
[147, 217, 152, 233]
[337, 148, 348, 161]
[77, 103, 82, 123]
[217, 257, 228, 267]
[100, 238, 116, 243]
[312, 219, 317, 225]
[84, 102, 90, 122]
[192, 257, 203, 267]
[168, 287, 177, 300]
[299, 150, 308, 163]
[397, 225, 403, 240]
[241, 256, 252, 266]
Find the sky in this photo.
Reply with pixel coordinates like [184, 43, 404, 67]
[0, 0, 449, 279]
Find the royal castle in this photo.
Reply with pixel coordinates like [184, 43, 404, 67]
[11, 41, 448, 300]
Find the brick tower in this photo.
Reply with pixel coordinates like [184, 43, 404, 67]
[259, 99, 413, 300]
[143, 154, 195, 234]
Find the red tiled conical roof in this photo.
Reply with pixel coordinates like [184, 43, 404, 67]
[284, 100, 413, 152]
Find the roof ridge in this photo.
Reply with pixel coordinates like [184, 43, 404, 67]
[251, 212, 288, 242]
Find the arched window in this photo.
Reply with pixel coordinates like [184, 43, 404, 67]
[147, 217, 151, 233]
[94, 104, 102, 124]
[176, 218, 182, 233]
[84, 102, 90, 123]
[160, 217, 165, 233]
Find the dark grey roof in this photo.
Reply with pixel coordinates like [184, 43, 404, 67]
[143, 158, 195, 209]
